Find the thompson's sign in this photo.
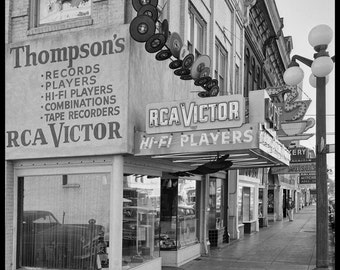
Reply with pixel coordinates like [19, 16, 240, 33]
[146, 95, 245, 134]
[5, 25, 130, 159]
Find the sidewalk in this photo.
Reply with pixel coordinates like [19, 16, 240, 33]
[163, 204, 335, 270]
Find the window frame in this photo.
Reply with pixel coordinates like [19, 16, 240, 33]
[187, 4, 207, 58]
[13, 159, 114, 269]
[214, 39, 228, 95]
[29, 0, 92, 29]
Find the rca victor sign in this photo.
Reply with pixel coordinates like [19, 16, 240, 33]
[146, 95, 245, 134]
[5, 25, 130, 159]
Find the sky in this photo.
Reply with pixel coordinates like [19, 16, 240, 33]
[275, 0, 335, 179]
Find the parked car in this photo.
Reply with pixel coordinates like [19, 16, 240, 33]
[22, 210, 106, 269]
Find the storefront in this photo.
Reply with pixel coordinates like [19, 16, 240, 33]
[6, 21, 290, 270]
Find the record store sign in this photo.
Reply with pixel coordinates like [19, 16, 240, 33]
[146, 95, 245, 134]
[5, 25, 130, 159]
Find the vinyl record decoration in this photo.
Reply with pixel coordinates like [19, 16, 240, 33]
[190, 55, 211, 79]
[145, 33, 166, 53]
[168, 32, 183, 59]
[174, 68, 191, 76]
[129, 1, 220, 98]
[132, 0, 158, 12]
[161, 19, 169, 42]
[208, 85, 220, 96]
[169, 59, 183, 69]
[130, 15, 156, 42]
[155, 49, 172, 61]
[179, 45, 190, 60]
[137, 4, 159, 22]
[182, 53, 194, 69]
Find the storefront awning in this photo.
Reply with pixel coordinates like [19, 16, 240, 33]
[134, 123, 290, 171]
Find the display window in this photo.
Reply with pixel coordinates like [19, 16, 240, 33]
[122, 175, 160, 268]
[237, 186, 255, 223]
[17, 173, 110, 269]
[159, 178, 198, 250]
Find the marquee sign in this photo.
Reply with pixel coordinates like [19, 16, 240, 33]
[5, 25, 130, 159]
[135, 123, 290, 166]
[146, 95, 245, 134]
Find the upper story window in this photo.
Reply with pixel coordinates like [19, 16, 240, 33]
[187, 4, 207, 58]
[33, 0, 91, 26]
[215, 39, 228, 95]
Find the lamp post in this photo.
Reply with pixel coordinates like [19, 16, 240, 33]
[283, 24, 335, 268]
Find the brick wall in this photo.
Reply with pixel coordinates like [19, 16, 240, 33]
[5, 161, 14, 270]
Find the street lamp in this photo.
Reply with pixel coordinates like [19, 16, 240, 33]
[283, 24, 335, 268]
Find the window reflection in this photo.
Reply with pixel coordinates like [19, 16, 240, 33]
[19, 174, 110, 269]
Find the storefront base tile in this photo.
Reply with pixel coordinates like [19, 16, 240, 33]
[160, 243, 201, 267]
[128, 257, 162, 270]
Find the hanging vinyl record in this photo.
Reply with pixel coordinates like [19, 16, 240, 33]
[204, 79, 219, 90]
[190, 55, 211, 79]
[179, 45, 190, 60]
[132, 0, 158, 12]
[169, 59, 183, 69]
[174, 68, 191, 76]
[168, 32, 183, 59]
[194, 76, 212, 86]
[161, 19, 169, 42]
[155, 49, 172, 61]
[198, 91, 210, 98]
[182, 53, 194, 69]
[208, 85, 220, 96]
[180, 74, 193, 80]
[199, 67, 210, 78]
[145, 33, 166, 53]
[130, 15, 156, 42]
[137, 4, 158, 22]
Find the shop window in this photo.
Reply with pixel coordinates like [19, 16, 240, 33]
[258, 188, 263, 217]
[31, 0, 91, 27]
[214, 40, 228, 95]
[237, 186, 255, 223]
[122, 175, 160, 267]
[160, 178, 198, 250]
[187, 4, 207, 58]
[17, 173, 110, 269]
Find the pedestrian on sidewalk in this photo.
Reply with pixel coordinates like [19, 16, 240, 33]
[287, 197, 295, 221]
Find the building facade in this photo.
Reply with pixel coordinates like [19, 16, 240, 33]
[5, 1, 291, 270]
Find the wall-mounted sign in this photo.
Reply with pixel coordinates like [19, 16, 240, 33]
[299, 173, 316, 184]
[289, 146, 316, 163]
[271, 162, 316, 174]
[266, 85, 315, 138]
[135, 123, 290, 166]
[136, 123, 256, 155]
[6, 25, 130, 159]
[146, 95, 245, 134]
